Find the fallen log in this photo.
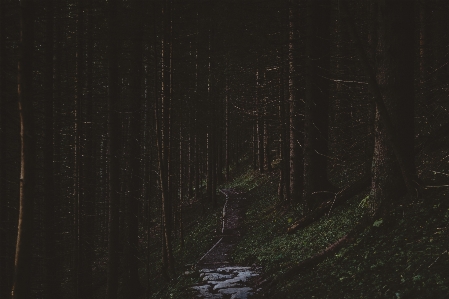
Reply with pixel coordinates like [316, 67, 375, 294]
[287, 174, 370, 234]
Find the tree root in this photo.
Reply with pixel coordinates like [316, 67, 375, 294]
[287, 174, 370, 234]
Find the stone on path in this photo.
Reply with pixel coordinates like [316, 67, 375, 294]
[192, 189, 261, 298]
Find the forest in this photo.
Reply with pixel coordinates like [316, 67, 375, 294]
[1, 0, 448, 298]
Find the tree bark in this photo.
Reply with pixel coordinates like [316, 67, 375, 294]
[12, 0, 35, 298]
[288, 0, 303, 205]
[125, 0, 144, 295]
[370, 0, 415, 212]
[303, 0, 333, 213]
[107, 0, 121, 297]
[156, 0, 175, 278]
[42, 1, 62, 298]
[0, 1, 7, 295]
[341, 0, 417, 205]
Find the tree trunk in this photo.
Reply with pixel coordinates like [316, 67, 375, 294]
[371, 0, 415, 213]
[225, 77, 230, 181]
[288, 0, 303, 205]
[83, 0, 94, 296]
[156, 0, 175, 278]
[303, 0, 332, 213]
[341, 0, 417, 204]
[125, 0, 144, 295]
[0, 1, 7, 295]
[107, 0, 121, 297]
[12, 0, 35, 298]
[42, 1, 62, 298]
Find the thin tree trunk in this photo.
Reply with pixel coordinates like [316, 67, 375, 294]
[83, 0, 94, 296]
[225, 77, 230, 181]
[73, 1, 90, 297]
[126, 0, 144, 295]
[43, 1, 62, 297]
[252, 121, 258, 170]
[156, 0, 175, 278]
[303, 0, 333, 213]
[0, 1, 7, 295]
[107, 0, 121, 297]
[288, 0, 303, 205]
[12, 0, 35, 298]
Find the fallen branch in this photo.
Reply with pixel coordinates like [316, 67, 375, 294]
[287, 174, 370, 234]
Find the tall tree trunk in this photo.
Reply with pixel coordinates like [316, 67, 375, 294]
[42, 1, 62, 298]
[288, 0, 303, 205]
[252, 121, 258, 170]
[371, 0, 415, 213]
[279, 27, 291, 202]
[156, 0, 175, 278]
[341, 0, 417, 202]
[12, 0, 35, 298]
[126, 0, 144, 295]
[303, 0, 332, 213]
[73, 1, 92, 297]
[0, 0, 9, 296]
[83, 0, 94, 296]
[107, 0, 121, 297]
[418, 0, 430, 85]
[225, 77, 230, 181]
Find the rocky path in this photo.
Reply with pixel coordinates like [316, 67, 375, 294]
[191, 189, 260, 299]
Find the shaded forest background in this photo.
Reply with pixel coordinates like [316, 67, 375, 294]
[1, 0, 448, 298]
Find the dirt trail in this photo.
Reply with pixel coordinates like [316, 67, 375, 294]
[191, 189, 260, 299]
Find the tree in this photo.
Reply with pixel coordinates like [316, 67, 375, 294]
[125, 0, 144, 295]
[155, 0, 175, 278]
[341, 0, 417, 207]
[371, 0, 415, 212]
[106, 0, 121, 297]
[288, 0, 303, 205]
[42, 0, 62, 297]
[303, 0, 333, 213]
[11, 0, 35, 298]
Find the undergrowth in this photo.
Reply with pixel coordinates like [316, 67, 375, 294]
[149, 152, 449, 298]
[229, 168, 449, 298]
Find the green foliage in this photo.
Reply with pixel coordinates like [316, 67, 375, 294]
[232, 170, 367, 275]
[227, 167, 449, 298]
[372, 218, 383, 227]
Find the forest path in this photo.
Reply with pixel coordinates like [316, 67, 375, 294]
[190, 189, 261, 299]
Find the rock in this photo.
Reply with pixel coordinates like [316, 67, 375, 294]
[231, 289, 254, 299]
[218, 287, 253, 298]
[213, 280, 240, 290]
[191, 284, 223, 299]
[191, 285, 212, 297]
[202, 272, 233, 281]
